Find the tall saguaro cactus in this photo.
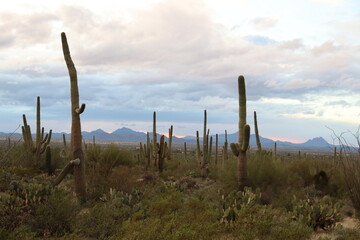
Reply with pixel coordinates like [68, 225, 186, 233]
[152, 112, 158, 166]
[61, 32, 86, 203]
[230, 76, 250, 191]
[167, 125, 173, 160]
[21, 96, 52, 166]
[254, 111, 262, 152]
[223, 130, 228, 162]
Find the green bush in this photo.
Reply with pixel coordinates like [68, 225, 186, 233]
[227, 205, 312, 240]
[32, 188, 79, 237]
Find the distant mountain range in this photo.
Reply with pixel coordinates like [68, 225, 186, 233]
[0, 127, 334, 150]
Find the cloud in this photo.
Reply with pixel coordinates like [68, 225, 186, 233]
[310, 0, 344, 6]
[0, 11, 58, 47]
[0, 0, 359, 138]
[243, 35, 277, 45]
[325, 100, 348, 106]
[252, 17, 278, 30]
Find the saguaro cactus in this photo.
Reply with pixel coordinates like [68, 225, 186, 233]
[61, 32, 86, 203]
[230, 76, 250, 191]
[167, 125, 173, 160]
[196, 110, 212, 177]
[215, 134, 218, 165]
[223, 130, 228, 162]
[254, 111, 262, 152]
[21, 96, 52, 166]
[152, 112, 158, 166]
[184, 142, 187, 162]
[158, 135, 166, 173]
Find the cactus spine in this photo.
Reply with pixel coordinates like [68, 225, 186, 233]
[21, 96, 52, 166]
[61, 32, 86, 203]
[230, 76, 250, 191]
[254, 111, 262, 152]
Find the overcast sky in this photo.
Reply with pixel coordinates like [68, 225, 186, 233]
[0, 0, 359, 144]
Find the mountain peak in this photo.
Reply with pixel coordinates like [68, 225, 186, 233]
[112, 127, 137, 135]
[303, 136, 329, 147]
[93, 129, 106, 133]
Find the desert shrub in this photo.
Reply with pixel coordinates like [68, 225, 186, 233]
[32, 187, 79, 237]
[227, 205, 312, 240]
[291, 195, 342, 230]
[108, 165, 142, 193]
[247, 153, 287, 192]
[118, 195, 222, 240]
[333, 225, 360, 240]
[86, 145, 135, 200]
[77, 188, 144, 239]
[0, 225, 35, 240]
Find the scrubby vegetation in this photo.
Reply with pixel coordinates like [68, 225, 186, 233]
[1, 34, 359, 239]
[0, 141, 359, 240]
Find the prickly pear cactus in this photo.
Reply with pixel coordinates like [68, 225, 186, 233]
[219, 187, 261, 223]
[291, 195, 342, 231]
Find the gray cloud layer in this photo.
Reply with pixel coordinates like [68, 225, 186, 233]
[0, 0, 359, 140]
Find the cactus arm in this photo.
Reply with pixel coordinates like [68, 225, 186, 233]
[254, 111, 262, 152]
[238, 76, 246, 147]
[230, 143, 240, 157]
[241, 124, 250, 152]
[75, 103, 86, 114]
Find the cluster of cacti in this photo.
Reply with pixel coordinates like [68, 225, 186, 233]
[100, 188, 144, 207]
[21, 96, 52, 167]
[7, 179, 54, 206]
[138, 112, 173, 173]
[230, 76, 250, 191]
[196, 110, 213, 177]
